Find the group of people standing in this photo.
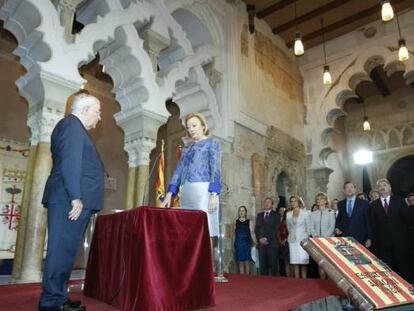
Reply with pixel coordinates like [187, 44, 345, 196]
[38, 92, 412, 311]
[234, 179, 414, 285]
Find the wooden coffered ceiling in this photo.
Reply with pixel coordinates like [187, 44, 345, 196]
[242, 0, 414, 50]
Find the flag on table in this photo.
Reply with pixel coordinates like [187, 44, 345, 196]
[155, 140, 165, 207]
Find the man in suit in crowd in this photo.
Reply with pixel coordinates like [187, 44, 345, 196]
[335, 181, 372, 248]
[39, 94, 104, 311]
[369, 178, 412, 283]
[406, 193, 414, 207]
[255, 197, 279, 276]
[331, 198, 339, 218]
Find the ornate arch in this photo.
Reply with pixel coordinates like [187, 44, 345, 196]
[0, 0, 52, 106]
[162, 1, 225, 134]
[317, 45, 414, 165]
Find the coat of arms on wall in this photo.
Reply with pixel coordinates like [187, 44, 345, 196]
[0, 139, 28, 259]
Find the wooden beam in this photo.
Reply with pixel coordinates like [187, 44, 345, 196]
[272, 0, 352, 34]
[257, 0, 295, 19]
[286, 0, 407, 48]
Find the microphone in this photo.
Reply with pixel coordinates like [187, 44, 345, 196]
[141, 147, 164, 206]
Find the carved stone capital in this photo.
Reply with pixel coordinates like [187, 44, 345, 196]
[27, 71, 82, 145]
[308, 167, 333, 193]
[124, 136, 156, 167]
[142, 29, 170, 71]
[117, 109, 167, 167]
[27, 108, 63, 146]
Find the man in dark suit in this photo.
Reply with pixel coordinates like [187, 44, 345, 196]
[39, 94, 104, 311]
[370, 178, 412, 283]
[335, 181, 372, 248]
[255, 197, 279, 276]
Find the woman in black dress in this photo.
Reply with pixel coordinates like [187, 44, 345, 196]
[234, 206, 254, 274]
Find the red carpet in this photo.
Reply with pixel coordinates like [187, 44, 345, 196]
[0, 274, 343, 311]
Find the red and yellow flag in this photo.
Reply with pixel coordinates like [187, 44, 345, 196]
[155, 140, 165, 207]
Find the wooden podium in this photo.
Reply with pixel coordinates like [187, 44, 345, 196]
[301, 237, 414, 310]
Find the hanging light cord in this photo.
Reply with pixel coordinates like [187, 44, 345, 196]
[396, 13, 402, 39]
[294, 0, 298, 30]
[321, 18, 327, 64]
[362, 100, 367, 118]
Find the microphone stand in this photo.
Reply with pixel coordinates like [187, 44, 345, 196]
[215, 182, 229, 283]
[68, 213, 97, 292]
[141, 146, 163, 206]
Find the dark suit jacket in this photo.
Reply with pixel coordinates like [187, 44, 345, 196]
[335, 197, 372, 245]
[369, 196, 408, 254]
[255, 210, 279, 247]
[42, 114, 104, 212]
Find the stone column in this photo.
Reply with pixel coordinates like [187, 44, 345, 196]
[56, 0, 84, 43]
[18, 142, 52, 282]
[142, 29, 170, 71]
[125, 166, 137, 210]
[134, 138, 155, 207]
[117, 111, 166, 209]
[124, 137, 156, 208]
[13, 73, 80, 283]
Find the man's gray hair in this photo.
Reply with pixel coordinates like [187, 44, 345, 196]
[71, 93, 100, 112]
[376, 178, 391, 187]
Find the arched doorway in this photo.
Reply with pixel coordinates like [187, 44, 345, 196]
[387, 155, 414, 198]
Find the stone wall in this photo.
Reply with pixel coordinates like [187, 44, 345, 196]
[220, 123, 305, 272]
[238, 24, 304, 143]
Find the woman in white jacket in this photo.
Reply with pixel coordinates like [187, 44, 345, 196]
[310, 191, 336, 279]
[286, 195, 311, 278]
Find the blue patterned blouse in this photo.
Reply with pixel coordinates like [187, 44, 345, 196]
[167, 137, 222, 196]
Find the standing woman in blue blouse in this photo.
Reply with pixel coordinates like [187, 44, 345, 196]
[162, 112, 222, 241]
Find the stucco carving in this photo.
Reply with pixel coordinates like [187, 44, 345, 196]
[264, 126, 306, 200]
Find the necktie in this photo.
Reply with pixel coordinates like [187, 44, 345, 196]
[383, 199, 389, 215]
[264, 212, 269, 221]
[346, 200, 353, 217]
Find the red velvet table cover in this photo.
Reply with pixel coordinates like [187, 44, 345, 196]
[84, 206, 215, 311]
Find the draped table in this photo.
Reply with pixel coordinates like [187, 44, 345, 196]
[84, 206, 215, 311]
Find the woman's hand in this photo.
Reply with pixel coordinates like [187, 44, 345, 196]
[161, 192, 173, 208]
[208, 193, 219, 213]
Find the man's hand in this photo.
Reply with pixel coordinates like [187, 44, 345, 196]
[161, 192, 172, 208]
[334, 228, 342, 236]
[208, 194, 219, 213]
[365, 239, 372, 248]
[69, 199, 83, 221]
